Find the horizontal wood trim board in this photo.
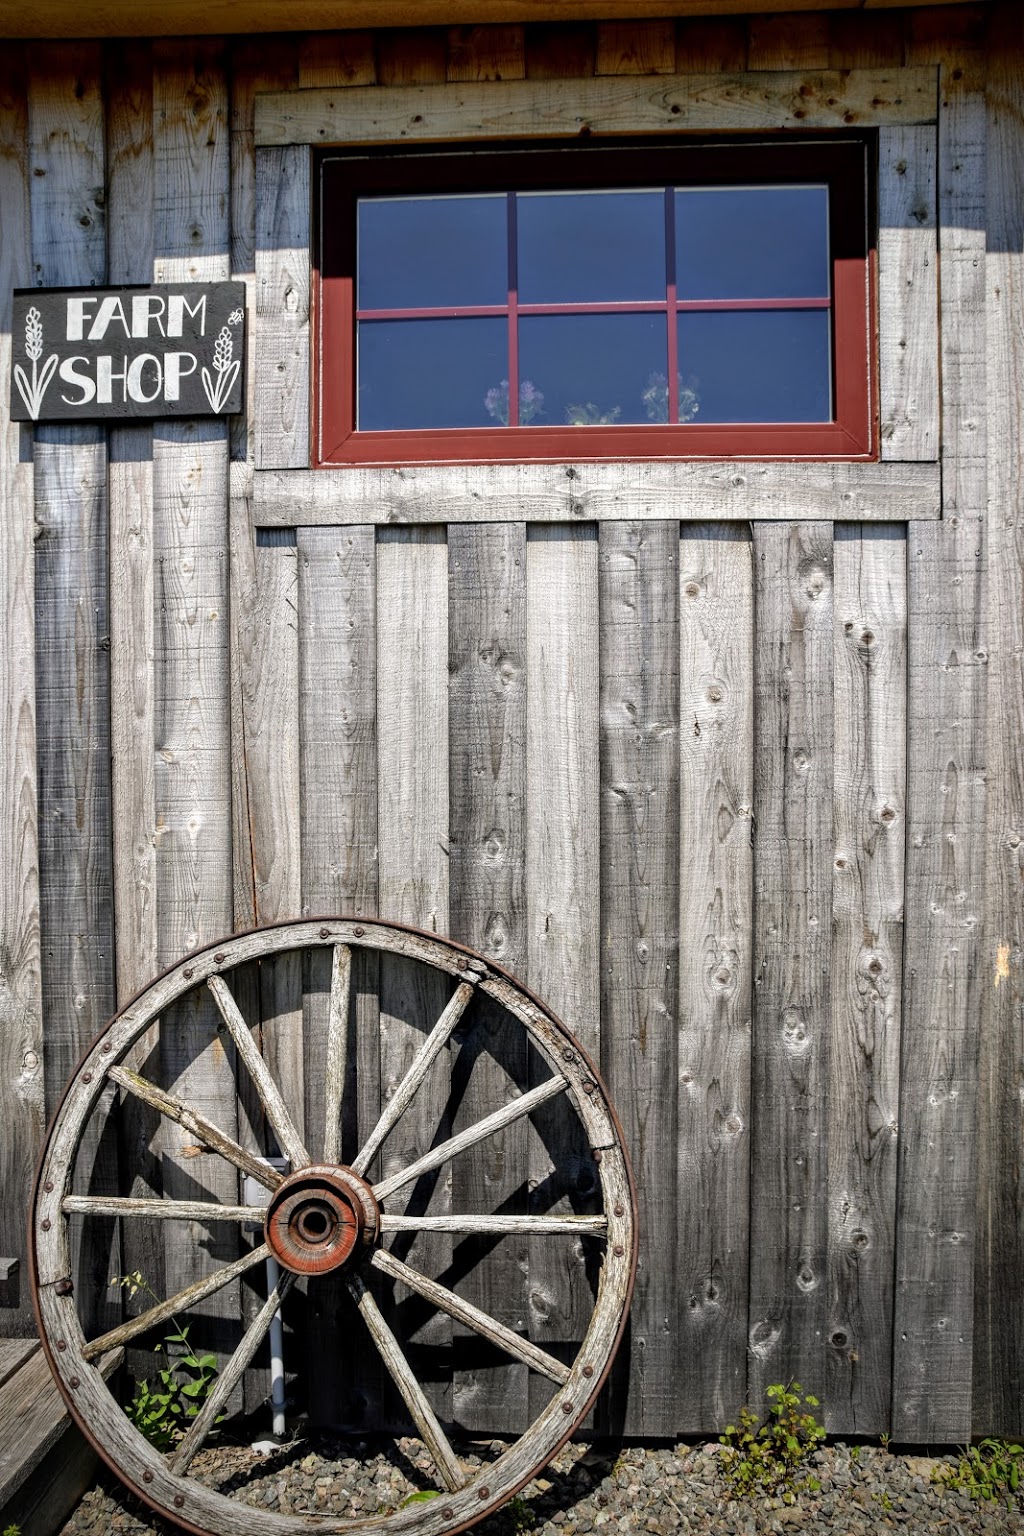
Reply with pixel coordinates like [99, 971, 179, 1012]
[0, 2, 983, 41]
[253, 462, 941, 526]
[255, 67, 938, 146]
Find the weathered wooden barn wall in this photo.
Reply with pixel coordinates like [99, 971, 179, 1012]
[0, 2, 1022, 1445]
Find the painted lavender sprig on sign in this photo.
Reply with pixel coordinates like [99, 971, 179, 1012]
[13, 306, 59, 420]
[201, 322, 242, 413]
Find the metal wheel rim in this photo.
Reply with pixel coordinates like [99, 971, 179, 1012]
[31, 917, 638, 1536]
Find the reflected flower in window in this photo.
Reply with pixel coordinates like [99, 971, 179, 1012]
[484, 379, 545, 425]
[641, 372, 700, 424]
[565, 402, 622, 426]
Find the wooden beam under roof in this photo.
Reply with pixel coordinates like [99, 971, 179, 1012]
[0, 0, 989, 42]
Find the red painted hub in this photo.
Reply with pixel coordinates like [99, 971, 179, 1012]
[265, 1165, 380, 1276]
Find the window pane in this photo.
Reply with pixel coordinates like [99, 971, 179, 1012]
[357, 195, 508, 310]
[517, 191, 666, 304]
[357, 317, 508, 430]
[676, 186, 829, 299]
[678, 310, 831, 422]
[518, 313, 667, 426]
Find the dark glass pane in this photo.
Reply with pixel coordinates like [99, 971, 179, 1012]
[677, 310, 831, 422]
[518, 313, 667, 427]
[358, 195, 507, 310]
[517, 191, 665, 304]
[357, 317, 508, 430]
[676, 186, 829, 299]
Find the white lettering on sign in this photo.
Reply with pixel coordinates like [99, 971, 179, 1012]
[60, 352, 200, 406]
[167, 293, 207, 337]
[88, 295, 132, 341]
[65, 297, 96, 341]
[64, 292, 209, 341]
[58, 357, 96, 405]
[131, 294, 166, 337]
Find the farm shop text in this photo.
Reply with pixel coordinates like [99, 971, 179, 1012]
[10, 281, 246, 423]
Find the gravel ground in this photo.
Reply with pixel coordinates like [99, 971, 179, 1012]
[59, 1434, 1024, 1536]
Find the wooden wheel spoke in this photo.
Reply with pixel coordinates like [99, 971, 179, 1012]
[351, 980, 476, 1177]
[63, 1195, 265, 1224]
[170, 1270, 296, 1475]
[207, 976, 310, 1168]
[108, 1064, 283, 1191]
[372, 1075, 568, 1203]
[322, 943, 352, 1165]
[82, 1244, 272, 1363]
[372, 1249, 570, 1385]
[345, 1271, 466, 1493]
[381, 1213, 607, 1235]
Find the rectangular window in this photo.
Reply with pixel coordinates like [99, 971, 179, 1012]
[317, 140, 874, 465]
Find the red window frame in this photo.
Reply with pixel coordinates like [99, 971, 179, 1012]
[315, 138, 875, 466]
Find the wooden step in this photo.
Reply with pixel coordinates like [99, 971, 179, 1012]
[0, 1339, 122, 1536]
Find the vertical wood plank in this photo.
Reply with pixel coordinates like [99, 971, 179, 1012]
[105, 38, 164, 1360]
[448, 522, 528, 1434]
[675, 18, 747, 73]
[828, 526, 906, 1434]
[447, 26, 525, 82]
[298, 32, 376, 88]
[525, 26, 596, 80]
[525, 524, 600, 1415]
[376, 31, 448, 87]
[974, 14, 1024, 1437]
[526, 524, 600, 1045]
[595, 21, 675, 75]
[297, 524, 378, 1426]
[30, 39, 112, 1113]
[879, 127, 939, 462]
[227, 41, 301, 1414]
[107, 39, 156, 1006]
[598, 521, 679, 1435]
[151, 38, 237, 1363]
[255, 146, 310, 472]
[749, 522, 833, 1405]
[377, 527, 452, 1424]
[0, 42, 43, 1336]
[228, 36, 297, 935]
[228, 36, 297, 473]
[30, 40, 116, 1337]
[893, 47, 987, 1445]
[828, 11, 906, 69]
[676, 524, 754, 1431]
[747, 13, 830, 70]
[298, 527, 378, 923]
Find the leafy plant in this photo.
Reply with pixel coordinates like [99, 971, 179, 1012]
[506, 1495, 537, 1532]
[932, 1439, 1024, 1509]
[719, 1383, 826, 1505]
[399, 1490, 441, 1508]
[5, 1523, 23, 1536]
[111, 1270, 222, 1450]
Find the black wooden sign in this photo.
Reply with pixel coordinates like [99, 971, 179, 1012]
[10, 282, 246, 422]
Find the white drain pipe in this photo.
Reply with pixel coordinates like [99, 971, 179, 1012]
[244, 1158, 290, 1448]
[266, 1254, 287, 1439]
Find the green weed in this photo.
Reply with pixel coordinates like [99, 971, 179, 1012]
[719, 1383, 827, 1505]
[932, 1439, 1024, 1510]
[110, 1270, 222, 1451]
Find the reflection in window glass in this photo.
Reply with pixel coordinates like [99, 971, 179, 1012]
[518, 313, 667, 426]
[358, 195, 507, 310]
[678, 310, 831, 422]
[676, 186, 829, 299]
[517, 191, 665, 304]
[357, 317, 507, 430]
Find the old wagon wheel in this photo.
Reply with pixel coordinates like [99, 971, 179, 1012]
[31, 918, 637, 1536]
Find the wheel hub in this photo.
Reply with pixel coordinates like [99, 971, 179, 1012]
[265, 1164, 380, 1276]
